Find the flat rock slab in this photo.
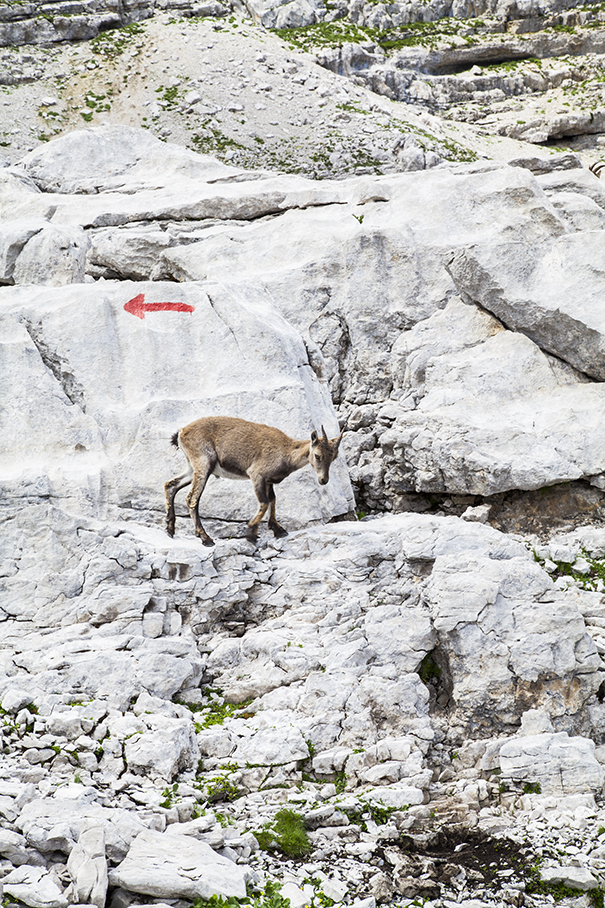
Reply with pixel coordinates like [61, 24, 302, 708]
[447, 232, 605, 380]
[540, 865, 599, 890]
[109, 829, 247, 900]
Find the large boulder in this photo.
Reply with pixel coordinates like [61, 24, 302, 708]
[109, 829, 247, 900]
[499, 732, 605, 796]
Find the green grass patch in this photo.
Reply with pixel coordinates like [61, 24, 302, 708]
[533, 547, 605, 591]
[91, 22, 146, 58]
[193, 881, 291, 908]
[254, 808, 311, 858]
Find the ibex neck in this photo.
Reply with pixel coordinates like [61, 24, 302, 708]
[293, 440, 311, 470]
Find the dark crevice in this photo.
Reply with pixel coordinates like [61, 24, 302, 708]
[422, 52, 540, 76]
[22, 318, 87, 413]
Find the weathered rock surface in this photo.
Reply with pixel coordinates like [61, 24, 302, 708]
[0, 274, 352, 525]
[2, 865, 68, 908]
[1, 500, 605, 903]
[109, 829, 247, 899]
[447, 229, 605, 381]
[66, 825, 108, 908]
[0, 0, 153, 47]
[4, 125, 605, 515]
[4, 125, 605, 908]
[499, 732, 605, 795]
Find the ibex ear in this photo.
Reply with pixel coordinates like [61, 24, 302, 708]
[311, 430, 319, 445]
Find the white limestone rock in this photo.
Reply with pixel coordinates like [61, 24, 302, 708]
[378, 296, 605, 496]
[447, 231, 605, 381]
[66, 824, 108, 908]
[520, 709, 555, 735]
[156, 163, 564, 401]
[362, 785, 425, 809]
[19, 126, 239, 195]
[422, 540, 601, 726]
[499, 732, 605, 796]
[9, 129, 605, 504]
[1, 689, 35, 713]
[0, 279, 353, 526]
[10, 223, 89, 286]
[240, 0, 325, 27]
[231, 725, 309, 766]
[109, 829, 247, 900]
[0, 828, 33, 866]
[280, 882, 316, 908]
[540, 865, 599, 890]
[2, 866, 68, 908]
[123, 714, 200, 781]
[17, 792, 153, 861]
[0, 220, 46, 283]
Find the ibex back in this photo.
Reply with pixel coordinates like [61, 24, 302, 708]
[165, 415, 345, 546]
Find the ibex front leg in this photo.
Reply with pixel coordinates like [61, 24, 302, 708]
[267, 486, 288, 538]
[186, 458, 215, 547]
[246, 476, 272, 543]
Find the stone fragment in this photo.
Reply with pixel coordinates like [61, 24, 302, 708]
[109, 829, 246, 900]
[123, 715, 201, 781]
[11, 224, 89, 286]
[280, 883, 315, 908]
[1, 689, 34, 713]
[2, 866, 68, 908]
[363, 785, 424, 809]
[66, 825, 108, 908]
[520, 709, 554, 735]
[0, 828, 33, 866]
[540, 865, 598, 890]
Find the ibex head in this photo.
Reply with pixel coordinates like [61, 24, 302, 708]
[310, 422, 346, 485]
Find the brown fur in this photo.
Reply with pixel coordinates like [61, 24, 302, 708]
[164, 415, 345, 547]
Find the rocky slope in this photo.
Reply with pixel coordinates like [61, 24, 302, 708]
[2, 123, 605, 908]
[1, 0, 605, 172]
[2, 0, 605, 899]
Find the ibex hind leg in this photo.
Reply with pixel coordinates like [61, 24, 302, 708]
[186, 461, 215, 547]
[164, 467, 193, 538]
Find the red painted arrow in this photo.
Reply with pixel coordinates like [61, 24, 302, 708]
[124, 293, 195, 320]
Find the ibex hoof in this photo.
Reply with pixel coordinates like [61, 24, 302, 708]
[270, 524, 288, 539]
[245, 529, 258, 544]
[195, 529, 215, 546]
[166, 524, 175, 538]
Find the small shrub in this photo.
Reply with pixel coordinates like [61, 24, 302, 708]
[418, 651, 441, 684]
[522, 781, 541, 795]
[255, 808, 311, 858]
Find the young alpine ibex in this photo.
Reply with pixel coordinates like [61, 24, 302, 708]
[165, 415, 345, 546]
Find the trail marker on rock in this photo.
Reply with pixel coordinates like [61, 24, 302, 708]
[124, 293, 195, 319]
